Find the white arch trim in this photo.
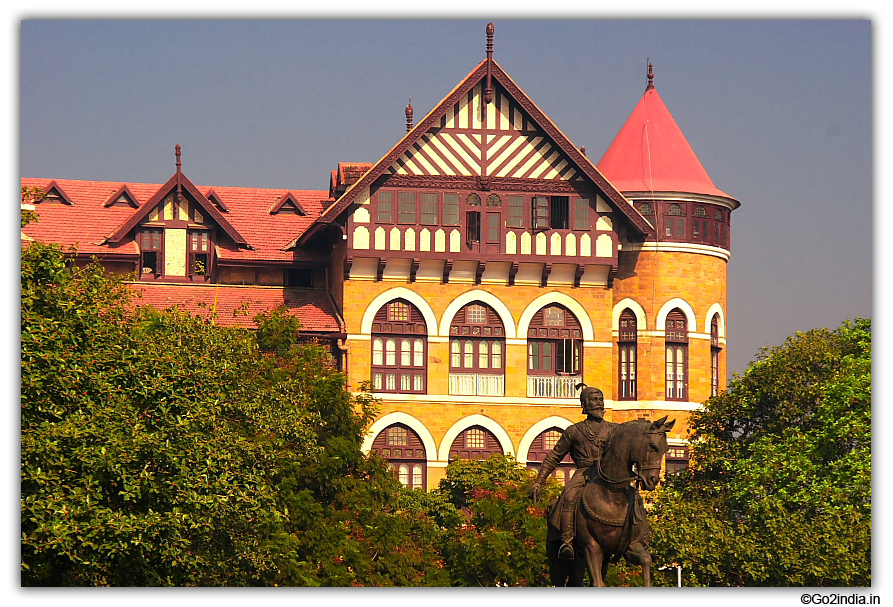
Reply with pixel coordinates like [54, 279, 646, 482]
[516, 416, 575, 464]
[704, 303, 726, 338]
[655, 298, 697, 330]
[361, 412, 438, 462]
[438, 289, 517, 338]
[517, 292, 595, 341]
[437, 414, 515, 462]
[612, 298, 648, 331]
[360, 287, 438, 336]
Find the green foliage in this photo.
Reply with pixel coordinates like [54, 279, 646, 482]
[21, 185, 42, 227]
[649, 319, 871, 586]
[21, 242, 446, 586]
[432, 455, 562, 586]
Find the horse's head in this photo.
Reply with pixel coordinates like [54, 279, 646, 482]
[633, 416, 676, 491]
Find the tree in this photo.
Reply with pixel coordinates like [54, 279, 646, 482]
[21, 242, 447, 586]
[424, 454, 560, 586]
[648, 319, 871, 586]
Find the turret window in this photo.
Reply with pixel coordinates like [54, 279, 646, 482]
[665, 309, 688, 401]
[711, 314, 722, 397]
[618, 309, 637, 400]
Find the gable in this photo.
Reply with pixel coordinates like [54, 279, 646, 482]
[102, 184, 140, 208]
[388, 80, 582, 182]
[270, 192, 307, 215]
[105, 171, 248, 246]
[304, 59, 653, 244]
[41, 180, 74, 205]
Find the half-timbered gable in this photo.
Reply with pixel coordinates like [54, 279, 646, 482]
[309, 57, 653, 288]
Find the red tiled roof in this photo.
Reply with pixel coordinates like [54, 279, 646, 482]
[130, 282, 342, 332]
[20, 178, 331, 261]
[597, 87, 734, 200]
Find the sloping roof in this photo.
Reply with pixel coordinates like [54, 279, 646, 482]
[20, 178, 331, 262]
[597, 86, 736, 201]
[301, 59, 653, 244]
[131, 283, 342, 331]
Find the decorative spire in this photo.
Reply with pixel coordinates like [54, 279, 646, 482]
[405, 99, 414, 132]
[175, 144, 182, 203]
[484, 22, 494, 104]
[646, 60, 655, 91]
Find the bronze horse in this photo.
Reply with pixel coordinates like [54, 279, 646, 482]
[545, 416, 675, 586]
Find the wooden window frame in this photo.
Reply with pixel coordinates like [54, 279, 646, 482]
[665, 446, 689, 476]
[618, 309, 637, 401]
[572, 197, 591, 231]
[397, 191, 417, 224]
[665, 309, 688, 401]
[711, 315, 721, 397]
[371, 299, 428, 394]
[507, 195, 525, 228]
[376, 190, 394, 224]
[449, 302, 506, 374]
[188, 229, 212, 278]
[139, 228, 164, 278]
[527, 305, 583, 377]
[420, 192, 439, 225]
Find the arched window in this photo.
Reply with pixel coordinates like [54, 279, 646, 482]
[371, 423, 427, 490]
[527, 304, 583, 398]
[711, 313, 721, 397]
[449, 302, 505, 396]
[526, 427, 575, 486]
[663, 203, 686, 240]
[665, 309, 688, 401]
[638, 202, 655, 227]
[371, 299, 427, 394]
[448, 425, 504, 461]
[618, 309, 637, 400]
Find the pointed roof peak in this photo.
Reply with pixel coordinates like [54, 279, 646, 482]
[597, 75, 736, 201]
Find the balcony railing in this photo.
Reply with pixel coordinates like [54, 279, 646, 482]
[527, 376, 580, 398]
[449, 373, 505, 397]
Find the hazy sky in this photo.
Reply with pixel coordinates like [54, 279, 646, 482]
[19, 18, 872, 377]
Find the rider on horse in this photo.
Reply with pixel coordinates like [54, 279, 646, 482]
[529, 385, 617, 560]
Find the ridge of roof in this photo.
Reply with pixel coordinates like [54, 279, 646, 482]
[300, 59, 652, 246]
[596, 87, 738, 204]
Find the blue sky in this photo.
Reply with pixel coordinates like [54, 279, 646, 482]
[18, 18, 872, 378]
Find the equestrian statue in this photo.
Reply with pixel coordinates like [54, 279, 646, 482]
[529, 385, 675, 586]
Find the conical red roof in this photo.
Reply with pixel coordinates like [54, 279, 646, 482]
[597, 86, 731, 199]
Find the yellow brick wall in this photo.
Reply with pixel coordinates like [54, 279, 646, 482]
[346, 248, 726, 488]
[613, 250, 728, 404]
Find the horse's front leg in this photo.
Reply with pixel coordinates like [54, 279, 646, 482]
[578, 537, 605, 587]
[624, 542, 653, 587]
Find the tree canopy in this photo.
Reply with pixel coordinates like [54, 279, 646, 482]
[21, 241, 446, 586]
[649, 319, 871, 586]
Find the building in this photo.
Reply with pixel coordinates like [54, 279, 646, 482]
[21, 24, 739, 490]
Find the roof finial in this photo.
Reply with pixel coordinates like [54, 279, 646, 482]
[646, 60, 655, 91]
[581, 146, 586, 157]
[175, 144, 182, 204]
[405, 99, 414, 132]
[484, 22, 494, 104]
